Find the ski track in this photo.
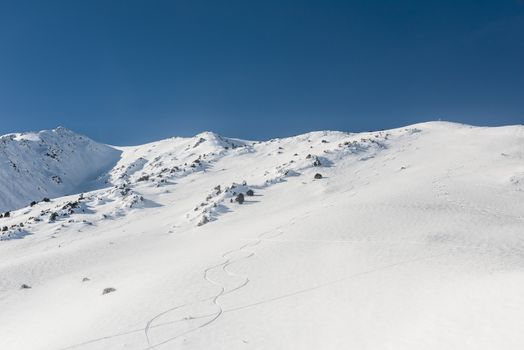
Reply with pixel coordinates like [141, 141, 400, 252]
[143, 226, 285, 349]
[59, 245, 450, 350]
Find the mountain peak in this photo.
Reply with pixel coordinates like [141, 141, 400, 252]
[0, 128, 120, 212]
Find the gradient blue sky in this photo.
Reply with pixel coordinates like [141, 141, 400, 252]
[0, 0, 523, 145]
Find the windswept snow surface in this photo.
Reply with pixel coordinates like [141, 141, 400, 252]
[0, 122, 523, 349]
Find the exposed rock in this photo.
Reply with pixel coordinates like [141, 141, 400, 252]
[235, 193, 245, 204]
[102, 287, 116, 295]
[49, 212, 58, 222]
[197, 216, 209, 226]
[137, 175, 150, 182]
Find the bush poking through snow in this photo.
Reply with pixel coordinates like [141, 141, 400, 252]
[197, 216, 209, 226]
[246, 189, 254, 196]
[137, 175, 149, 182]
[235, 193, 245, 204]
[20, 284, 31, 289]
[314, 173, 323, 179]
[102, 287, 116, 295]
[62, 200, 80, 212]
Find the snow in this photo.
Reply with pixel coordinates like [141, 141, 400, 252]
[0, 127, 121, 212]
[0, 121, 523, 349]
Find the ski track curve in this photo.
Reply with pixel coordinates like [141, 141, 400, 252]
[143, 226, 285, 349]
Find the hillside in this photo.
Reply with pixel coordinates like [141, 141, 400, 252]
[0, 127, 120, 212]
[0, 122, 523, 350]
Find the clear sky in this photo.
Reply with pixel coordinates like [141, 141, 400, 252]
[0, 0, 523, 145]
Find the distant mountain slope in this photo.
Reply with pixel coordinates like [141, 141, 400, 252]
[0, 122, 523, 350]
[0, 127, 121, 211]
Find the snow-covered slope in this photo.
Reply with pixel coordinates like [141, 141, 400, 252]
[0, 122, 523, 350]
[0, 127, 121, 212]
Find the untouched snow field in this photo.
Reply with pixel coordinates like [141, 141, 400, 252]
[0, 121, 523, 349]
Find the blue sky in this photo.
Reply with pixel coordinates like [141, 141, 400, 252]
[0, 0, 523, 145]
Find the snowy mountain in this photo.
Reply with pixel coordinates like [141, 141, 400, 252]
[1, 122, 523, 350]
[0, 127, 120, 212]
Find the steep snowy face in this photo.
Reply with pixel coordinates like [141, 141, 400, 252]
[0, 127, 121, 212]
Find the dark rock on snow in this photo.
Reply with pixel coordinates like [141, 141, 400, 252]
[102, 287, 116, 295]
[235, 193, 245, 204]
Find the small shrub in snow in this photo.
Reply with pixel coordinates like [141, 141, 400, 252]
[51, 175, 62, 184]
[30, 201, 37, 207]
[314, 173, 323, 179]
[313, 157, 321, 167]
[235, 193, 245, 204]
[20, 284, 31, 289]
[2, 226, 7, 232]
[137, 175, 149, 182]
[246, 189, 254, 196]
[49, 212, 58, 222]
[197, 216, 209, 226]
[62, 201, 80, 214]
[102, 287, 116, 295]
[82, 277, 90, 282]
[4, 211, 10, 218]
[42, 197, 51, 202]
